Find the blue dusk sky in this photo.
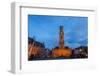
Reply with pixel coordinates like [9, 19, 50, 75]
[28, 15, 88, 49]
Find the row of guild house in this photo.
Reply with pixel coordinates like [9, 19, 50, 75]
[28, 37, 50, 60]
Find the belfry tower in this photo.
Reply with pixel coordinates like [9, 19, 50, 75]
[52, 25, 72, 58]
[59, 26, 64, 49]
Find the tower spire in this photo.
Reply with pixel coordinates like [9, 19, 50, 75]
[59, 25, 64, 49]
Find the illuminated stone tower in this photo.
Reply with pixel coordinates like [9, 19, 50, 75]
[52, 25, 72, 58]
[59, 26, 64, 49]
